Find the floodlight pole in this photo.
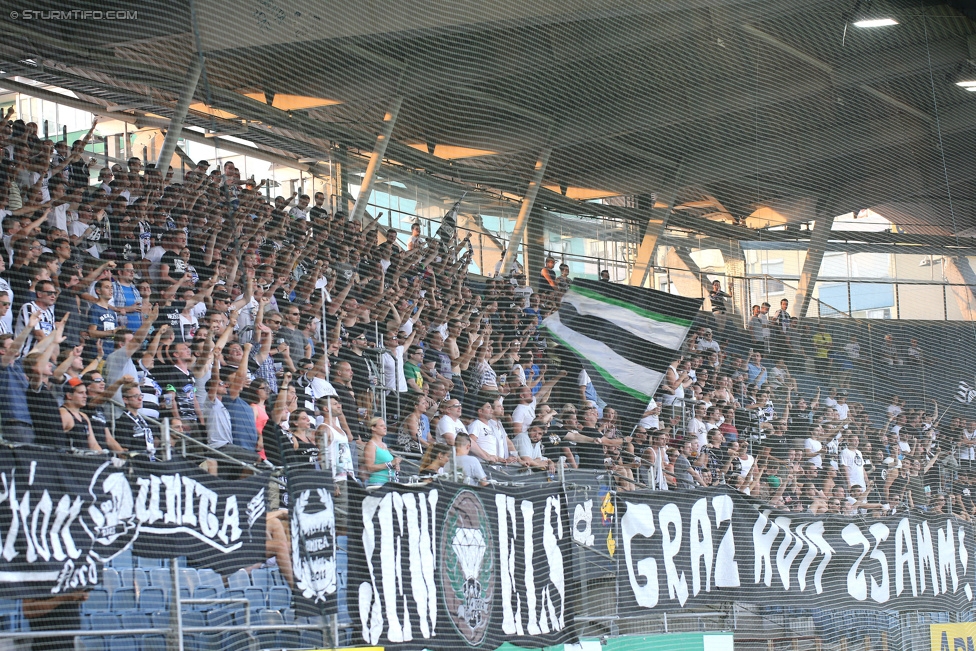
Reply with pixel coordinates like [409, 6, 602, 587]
[349, 97, 403, 225]
[155, 57, 203, 174]
[500, 148, 551, 276]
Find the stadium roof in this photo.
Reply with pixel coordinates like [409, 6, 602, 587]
[2, 0, 976, 235]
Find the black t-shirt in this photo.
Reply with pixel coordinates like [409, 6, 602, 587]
[283, 437, 320, 469]
[27, 384, 64, 448]
[116, 410, 158, 459]
[155, 364, 198, 423]
[159, 251, 188, 282]
[84, 404, 109, 449]
[335, 383, 366, 441]
[576, 426, 605, 470]
[338, 349, 373, 398]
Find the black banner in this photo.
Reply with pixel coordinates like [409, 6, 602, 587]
[608, 486, 973, 613]
[0, 448, 267, 598]
[349, 482, 578, 650]
[129, 457, 267, 575]
[287, 467, 337, 618]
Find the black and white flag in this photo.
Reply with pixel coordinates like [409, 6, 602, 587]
[957, 380, 976, 404]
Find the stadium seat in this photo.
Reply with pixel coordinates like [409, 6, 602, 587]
[179, 568, 200, 596]
[139, 587, 167, 614]
[268, 567, 284, 586]
[190, 586, 219, 611]
[90, 613, 120, 630]
[244, 588, 266, 612]
[102, 568, 121, 594]
[250, 568, 272, 590]
[119, 569, 149, 594]
[110, 588, 137, 613]
[300, 630, 324, 649]
[83, 589, 110, 614]
[196, 569, 223, 590]
[78, 636, 103, 651]
[107, 636, 138, 651]
[141, 634, 166, 651]
[136, 556, 163, 569]
[0, 598, 23, 632]
[226, 569, 250, 590]
[179, 610, 207, 651]
[149, 568, 172, 595]
[267, 586, 291, 612]
[108, 547, 132, 569]
[254, 610, 283, 648]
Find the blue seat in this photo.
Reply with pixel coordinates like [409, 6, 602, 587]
[120, 569, 149, 593]
[101, 569, 121, 594]
[282, 608, 294, 624]
[140, 634, 166, 651]
[179, 568, 200, 596]
[179, 611, 207, 651]
[120, 612, 150, 629]
[110, 588, 137, 613]
[139, 588, 167, 613]
[107, 636, 138, 651]
[226, 569, 250, 590]
[250, 568, 272, 590]
[0, 598, 22, 632]
[136, 556, 163, 569]
[254, 610, 283, 648]
[267, 586, 291, 612]
[268, 567, 284, 586]
[300, 630, 323, 649]
[83, 589, 110, 614]
[149, 611, 170, 628]
[190, 586, 219, 610]
[78, 637, 104, 651]
[90, 613, 120, 630]
[108, 547, 132, 569]
[149, 568, 172, 594]
[243, 587, 266, 612]
[197, 569, 223, 590]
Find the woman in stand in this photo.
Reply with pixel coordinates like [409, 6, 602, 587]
[418, 442, 452, 479]
[59, 377, 101, 451]
[285, 408, 320, 468]
[396, 393, 430, 454]
[362, 417, 400, 486]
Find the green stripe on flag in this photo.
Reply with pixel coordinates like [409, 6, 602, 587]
[544, 327, 652, 404]
[569, 285, 693, 328]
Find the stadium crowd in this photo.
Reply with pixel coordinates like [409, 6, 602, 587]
[0, 110, 969, 532]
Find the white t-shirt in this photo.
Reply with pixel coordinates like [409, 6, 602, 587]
[514, 432, 543, 461]
[638, 397, 659, 430]
[960, 429, 976, 461]
[804, 438, 823, 469]
[467, 419, 496, 456]
[738, 454, 755, 478]
[436, 414, 466, 445]
[511, 398, 537, 434]
[687, 417, 708, 449]
[839, 447, 866, 488]
[835, 402, 849, 420]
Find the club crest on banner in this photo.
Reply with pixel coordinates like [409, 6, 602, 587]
[440, 490, 493, 646]
[80, 462, 139, 563]
[291, 487, 337, 604]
